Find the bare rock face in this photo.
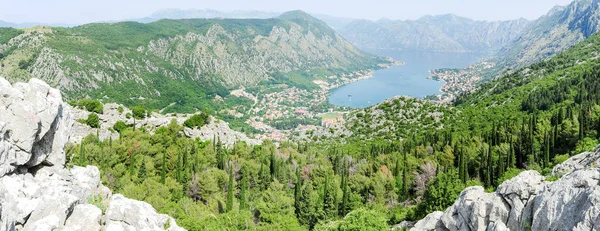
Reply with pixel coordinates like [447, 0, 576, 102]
[408, 145, 600, 231]
[0, 77, 186, 231]
[0, 77, 73, 176]
[104, 194, 185, 231]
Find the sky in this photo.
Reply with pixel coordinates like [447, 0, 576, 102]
[1, 0, 575, 24]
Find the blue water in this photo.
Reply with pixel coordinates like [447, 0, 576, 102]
[329, 50, 486, 108]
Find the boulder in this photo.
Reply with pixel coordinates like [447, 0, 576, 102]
[0, 77, 186, 230]
[104, 194, 185, 231]
[0, 77, 73, 177]
[411, 211, 443, 231]
[63, 204, 102, 231]
[551, 145, 600, 176]
[409, 147, 600, 231]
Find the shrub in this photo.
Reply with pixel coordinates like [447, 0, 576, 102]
[184, 112, 210, 129]
[113, 121, 129, 133]
[75, 99, 104, 114]
[132, 106, 148, 119]
[85, 113, 100, 128]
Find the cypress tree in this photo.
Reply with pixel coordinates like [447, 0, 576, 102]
[226, 165, 234, 212]
[260, 163, 270, 190]
[137, 160, 147, 184]
[294, 167, 303, 216]
[340, 160, 350, 217]
[298, 182, 316, 229]
[402, 150, 409, 198]
[128, 149, 135, 176]
[240, 166, 248, 210]
[322, 174, 337, 220]
[176, 151, 182, 182]
[161, 151, 166, 184]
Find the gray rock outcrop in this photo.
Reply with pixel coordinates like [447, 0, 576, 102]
[0, 77, 186, 231]
[70, 103, 260, 147]
[408, 145, 600, 231]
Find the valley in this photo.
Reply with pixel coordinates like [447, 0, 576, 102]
[4, 1, 600, 231]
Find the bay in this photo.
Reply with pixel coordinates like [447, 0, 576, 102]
[329, 50, 486, 108]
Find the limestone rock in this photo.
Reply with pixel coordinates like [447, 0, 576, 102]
[0, 77, 186, 231]
[551, 145, 600, 176]
[105, 194, 185, 231]
[411, 211, 443, 231]
[63, 204, 102, 231]
[0, 77, 73, 177]
[409, 147, 600, 231]
[70, 103, 260, 147]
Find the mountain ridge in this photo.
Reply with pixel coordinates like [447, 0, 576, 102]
[0, 11, 386, 113]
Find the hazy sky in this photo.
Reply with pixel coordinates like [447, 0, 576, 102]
[2, 0, 575, 24]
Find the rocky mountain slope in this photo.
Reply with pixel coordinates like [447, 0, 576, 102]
[410, 145, 600, 231]
[337, 14, 529, 52]
[496, 0, 600, 69]
[0, 77, 185, 230]
[70, 103, 261, 147]
[0, 11, 385, 113]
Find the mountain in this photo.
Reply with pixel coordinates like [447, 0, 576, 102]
[136, 9, 356, 29]
[496, 0, 600, 69]
[336, 14, 530, 52]
[0, 11, 385, 113]
[135, 9, 281, 23]
[0, 20, 74, 28]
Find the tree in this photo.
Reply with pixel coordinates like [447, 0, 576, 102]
[321, 174, 338, 220]
[294, 167, 302, 216]
[161, 151, 166, 184]
[416, 170, 464, 217]
[137, 160, 147, 183]
[226, 166, 235, 212]
[239, 166, 249, 210]
[297, 182, 317, 228]
[340, 160, 350, 217]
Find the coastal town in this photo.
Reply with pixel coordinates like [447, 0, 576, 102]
[225, 69, 379, 142]
[427, 61, 496, 104]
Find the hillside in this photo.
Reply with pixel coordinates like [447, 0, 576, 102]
[496, 0, 600, 69]
[0, 11, 386, 113]
[337, 14, 529, 52]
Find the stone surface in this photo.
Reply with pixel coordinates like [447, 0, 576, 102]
[70, 103, 260, 147]
[63, 204, 102, 231]
[411, 211, 443, 231]
[409, 147, 600, 231]
[0, 77, 73, 177]
[104, 194, 185, 231]
[0, 77, 186, 230]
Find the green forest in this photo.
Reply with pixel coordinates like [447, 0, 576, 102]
[59, 18, 600, 231]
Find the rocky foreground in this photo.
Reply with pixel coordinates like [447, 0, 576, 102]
[409, 146, 600, 231]
[0, 78, 185, 230]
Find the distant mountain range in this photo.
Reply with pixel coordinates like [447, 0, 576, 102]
[496, 0, 600, 69]
[0, 20, 74, 28]
[133, 9, 356, 30]
[337, 15, 530, 53]
[0, 11, 384, 113]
